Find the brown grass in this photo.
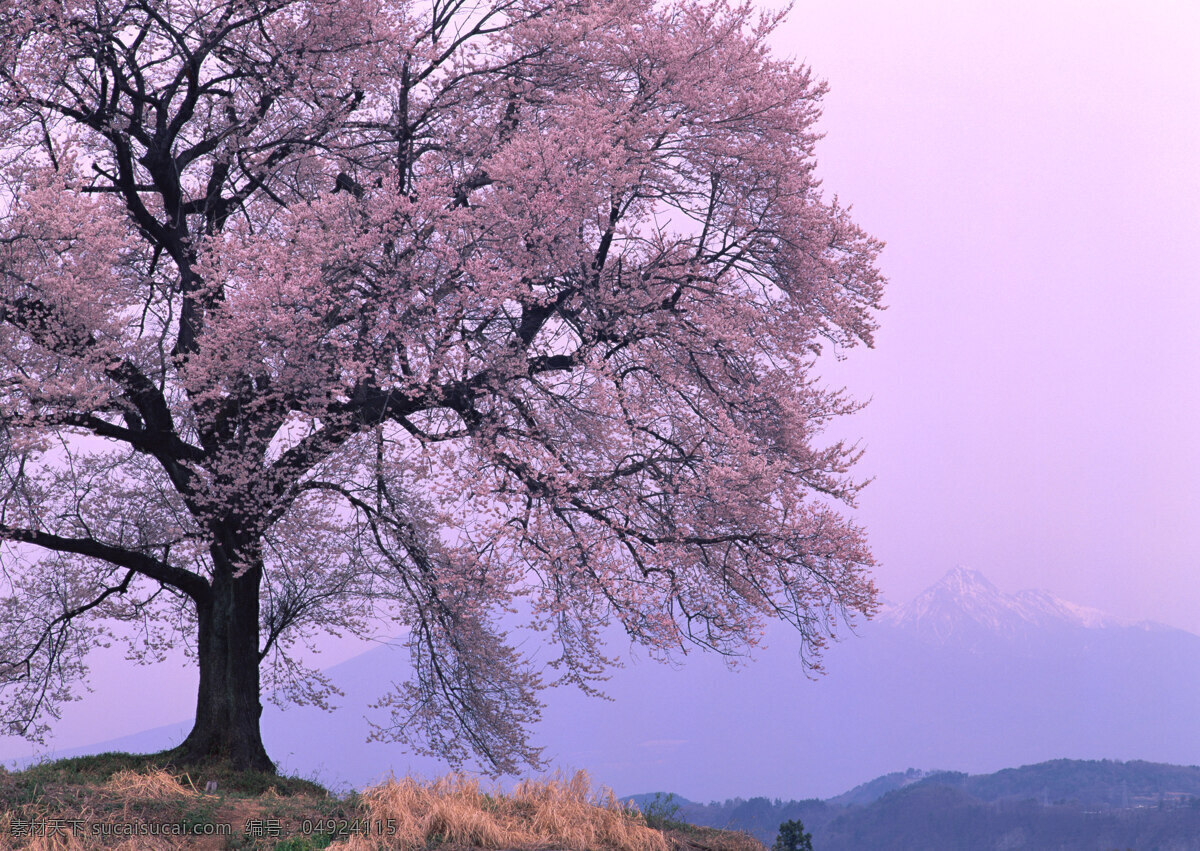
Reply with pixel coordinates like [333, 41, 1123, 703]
[15, 835, 174, 851]
[100, 770, 196, 801]
[342, 770, 670, 851]
[1, 756, 762, 850]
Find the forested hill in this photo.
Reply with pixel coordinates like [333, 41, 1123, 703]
[635, 759, 1200, 850]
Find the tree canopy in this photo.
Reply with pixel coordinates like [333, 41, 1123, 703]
[0, 0, 884, 772]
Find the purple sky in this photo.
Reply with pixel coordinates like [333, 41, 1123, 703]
[3, 0, 1199, 791]
[784, 0, 1200, 630]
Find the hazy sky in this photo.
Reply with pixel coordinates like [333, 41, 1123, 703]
[783, 0, 1200, 630]
[3, 0, 1199, 791]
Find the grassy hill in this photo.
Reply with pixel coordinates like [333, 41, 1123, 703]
[0, 752, 762, 851]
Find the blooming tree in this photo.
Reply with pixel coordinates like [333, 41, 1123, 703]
[0, 0, 884, 772]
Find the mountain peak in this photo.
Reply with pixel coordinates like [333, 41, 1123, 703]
[934, 566, 1000, 595]
[877, 568, 1125, 643]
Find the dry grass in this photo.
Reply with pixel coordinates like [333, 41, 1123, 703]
[1, 755, 762, 850]
[0, 755, 335, 850]
[100, 770, 196, 801]
[14, 834, 175, 851]
[343, 770, 670, 851]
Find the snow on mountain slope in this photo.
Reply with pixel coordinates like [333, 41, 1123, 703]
[875, 566, 1144, 644]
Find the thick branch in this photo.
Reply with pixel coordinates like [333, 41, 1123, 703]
[0, 524, 209, 603]
[0, 295, 204, 495]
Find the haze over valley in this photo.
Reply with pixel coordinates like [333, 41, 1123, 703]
[9, 568, 1200, 805]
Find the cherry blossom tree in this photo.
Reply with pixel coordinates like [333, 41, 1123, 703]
[0, 0, 885, 773]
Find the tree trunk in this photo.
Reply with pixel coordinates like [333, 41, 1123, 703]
[178, 563, 274, 772]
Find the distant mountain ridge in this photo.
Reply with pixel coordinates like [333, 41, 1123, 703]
[9, 568, 1200, 804]
[655, 759, 1200, 851]
[825, 767, 938, 808]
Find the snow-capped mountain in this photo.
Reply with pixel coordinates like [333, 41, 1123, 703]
[876, 566, 1136, 644]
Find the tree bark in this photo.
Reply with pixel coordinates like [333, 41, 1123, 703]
[178, 562, 274, 772]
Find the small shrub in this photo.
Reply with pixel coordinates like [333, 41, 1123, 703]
[641, 792, 683, 829]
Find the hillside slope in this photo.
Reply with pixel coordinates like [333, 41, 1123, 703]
[667, 759, 1200, 851]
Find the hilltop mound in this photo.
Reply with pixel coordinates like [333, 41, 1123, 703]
[0, 753, 763, 850]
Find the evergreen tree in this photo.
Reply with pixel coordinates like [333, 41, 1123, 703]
[774, 818, 814, 851]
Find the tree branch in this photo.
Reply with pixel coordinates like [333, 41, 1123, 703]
[0, 524, 209, 603]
